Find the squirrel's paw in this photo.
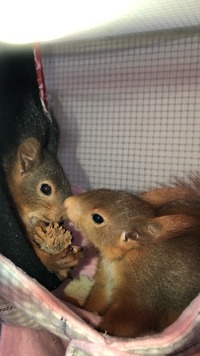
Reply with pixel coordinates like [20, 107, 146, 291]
[47, 246, 84, 280]
[64, 275, 94, 306]
[56, 245, 84, 268]
[54, 246, 83, 280]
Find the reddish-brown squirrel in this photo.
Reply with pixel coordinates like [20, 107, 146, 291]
[64, 184, 200, 337]
[3, 135, 83, 280]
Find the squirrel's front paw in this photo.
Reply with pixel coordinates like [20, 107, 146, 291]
[56, 245, 83, 268]
[32, 222, 83, 280]
[53, 245, 84, 280]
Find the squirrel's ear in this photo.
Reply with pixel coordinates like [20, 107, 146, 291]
[120, 230, 141, 242]
[121, 214, 199, 244]
[145, 214, 198, 241]
[17, 137, 41, 175]
[47, 112, 60, 155]
[121, 225, 161, 243]
[41, 100, 59, 156]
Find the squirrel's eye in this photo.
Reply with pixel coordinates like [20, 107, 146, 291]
[92, 214, 104, 224]
[40, 183, 52, 196]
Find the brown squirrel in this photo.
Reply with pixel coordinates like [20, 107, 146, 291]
[64, 188, 200, 337]
[3, 136, 83, 280]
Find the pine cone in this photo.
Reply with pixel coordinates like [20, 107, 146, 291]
[33, 223, 73, 255]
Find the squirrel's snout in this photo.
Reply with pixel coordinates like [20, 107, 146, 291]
[64, 196, 79, 216]
[64, 196, 75, 209]
[64, 196, 82, 224]
[27, 202, 67, 229]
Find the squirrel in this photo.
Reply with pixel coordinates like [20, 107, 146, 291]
[3, 136, 83, 280]
[0, 46, 82, 283]
[64, 188, 200, 337]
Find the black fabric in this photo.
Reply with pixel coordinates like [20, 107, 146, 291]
[0, 45, 48, 155]
[0, 44, 61, 290]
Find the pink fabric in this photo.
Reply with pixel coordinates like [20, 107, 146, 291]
[33, 46, 48, 108]
[0, 325, 67, 356]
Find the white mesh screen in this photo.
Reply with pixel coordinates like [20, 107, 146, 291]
[42, 31, 200, 192]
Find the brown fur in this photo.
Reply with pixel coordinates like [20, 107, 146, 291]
[64, 187, 200, 337]
[140, 173, 200, 207]
[3, 137, 82, 279]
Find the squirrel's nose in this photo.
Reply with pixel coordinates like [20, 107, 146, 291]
[64, 196, 81, 222]
[64, 196, 76, 210]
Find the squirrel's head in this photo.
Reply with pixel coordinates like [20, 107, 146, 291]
[64, 189, 199, 260]
[4, 137, 71, 234]
[64, 189, 154, 258]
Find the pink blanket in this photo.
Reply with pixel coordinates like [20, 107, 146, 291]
[1, 184, 200, 355]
